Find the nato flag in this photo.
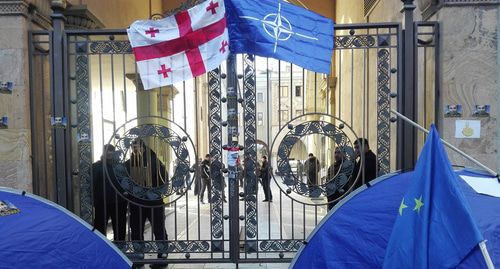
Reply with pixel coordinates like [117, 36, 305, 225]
[383, 125, 484, 268]
[225, 0, 334, 74]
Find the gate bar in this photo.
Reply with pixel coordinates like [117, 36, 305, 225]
[399, 0, 418, 171]
[226, 54, 241, 263]
[50, 5, 71, 209]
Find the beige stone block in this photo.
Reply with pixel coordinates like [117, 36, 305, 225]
[0, 91, 31, 130]
[0, 49, 27, 86]
[0, 129, 31, 161]
[0, 160, 32, 191]
[0, 16, 28, 49]
[10, 86, 31, 129]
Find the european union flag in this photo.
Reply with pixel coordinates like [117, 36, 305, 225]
[225, 0, 334, 74]
[383, 126, 484, 268]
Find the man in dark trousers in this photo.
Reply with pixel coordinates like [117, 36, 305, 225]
[297, 160, 304, 183]
[92, 144, 127, 241]
[352, 138, 377, 190]
[237, 156, 244, 188]
[200, 154, 211, 204]
[260, 156, 273, 202]
[126, 139, 168, 266]
[326, 147, 353, 210]
[193, 158, 202, 196]
[305, 153, 321, 188]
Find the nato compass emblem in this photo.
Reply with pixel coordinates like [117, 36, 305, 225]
[240, 2, 318, 53]
[0, 200, 20, 217]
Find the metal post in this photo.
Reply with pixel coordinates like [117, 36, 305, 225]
[398, 0, 417, 170]
[50, 2, 71, 209]
[226, 54, 240, 263]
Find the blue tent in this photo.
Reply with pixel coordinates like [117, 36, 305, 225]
[0, 187, 132, 269]
[290, 169, 500, 268]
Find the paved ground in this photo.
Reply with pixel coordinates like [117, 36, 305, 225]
[106, 177, 328, 268]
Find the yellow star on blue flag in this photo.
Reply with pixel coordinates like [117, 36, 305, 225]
[398, 198, 407, 216]
[383, 125, 484, 268]
[413, 195, 424, 214]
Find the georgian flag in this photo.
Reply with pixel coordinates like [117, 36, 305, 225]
[127, 1, 229, 90]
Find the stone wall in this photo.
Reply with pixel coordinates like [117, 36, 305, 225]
[436, 5, 498, 170]
[0, 14, 32, 191]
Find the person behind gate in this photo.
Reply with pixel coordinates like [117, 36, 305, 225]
[260, 156, 273, 202]
[305, 153, 320, 191]
[352, 138, 377, 189]
[326, 147, 352, 210]
[200, 154, 211, 204]
[92, 144, 127, 241]
[126, 139, 168, 258]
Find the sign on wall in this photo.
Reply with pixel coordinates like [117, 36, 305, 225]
[455, 120, 481, 139]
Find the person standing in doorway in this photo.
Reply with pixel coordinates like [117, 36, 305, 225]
[260, 156, 273, 202]
[200, 154, 211, 204]
[92, 144, 127, 241]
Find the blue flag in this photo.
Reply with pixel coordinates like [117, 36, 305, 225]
[383, 125, 484, 268]
[225, 0, 334, 74]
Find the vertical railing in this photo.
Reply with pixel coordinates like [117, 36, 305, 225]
[225, 54, 241, 263]
[50, 4, 72, 209]
[398, 0, 418, 170]
[207, 66, 225, 253]
[243, 54, 258, 256]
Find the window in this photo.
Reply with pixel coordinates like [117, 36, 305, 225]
[257, 112, 263, 126]
[280, 86, 288, 97]
[296, 109, 304, 117]
[295, 85, 302, 97]
[279, 110, 289, 121]
[257, 92, 264, 103]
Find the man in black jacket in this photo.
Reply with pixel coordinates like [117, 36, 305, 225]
[126, 139, 168, 254]
[92, 144, 127, 240]
[352, 138, 377, 190]
[326, 147, 353, 210]
[200, 154, 211, 204]
[260, 156, 273, 202]
[305, 153, 321, 188]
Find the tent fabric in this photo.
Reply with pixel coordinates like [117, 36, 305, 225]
[0, 187, 132, 269]
[290, 169, 499, 269]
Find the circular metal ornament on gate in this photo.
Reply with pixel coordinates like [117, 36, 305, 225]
[271, 114, 359, 205]
[105, 118, 195, 207]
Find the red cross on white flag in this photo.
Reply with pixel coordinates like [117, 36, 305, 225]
[127, 0, 229, 90]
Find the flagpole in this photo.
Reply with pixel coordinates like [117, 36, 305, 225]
[479, 241, 495, 269]
[391, 109, 498, 177]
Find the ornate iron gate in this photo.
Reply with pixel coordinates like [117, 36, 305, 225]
[29, 12, 439, 267]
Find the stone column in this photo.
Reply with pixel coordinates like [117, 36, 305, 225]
[0, 1, 33, 191]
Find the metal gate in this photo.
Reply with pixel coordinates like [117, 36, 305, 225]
[28, 8, 439, 267]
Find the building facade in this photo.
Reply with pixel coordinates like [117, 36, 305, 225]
[0, 0, 497, 264]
